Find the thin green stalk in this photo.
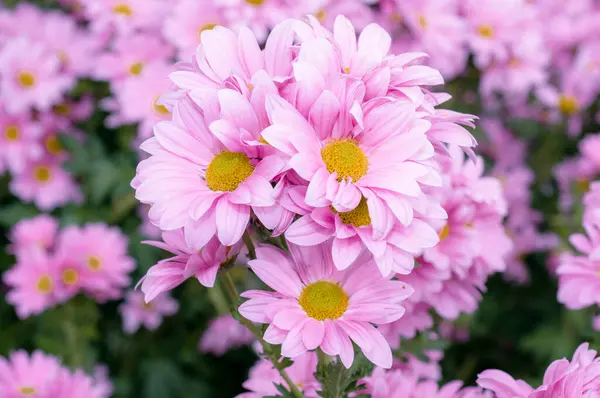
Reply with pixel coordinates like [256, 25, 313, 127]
[220, 271, 304, 398]
[243, 230, 256, 260]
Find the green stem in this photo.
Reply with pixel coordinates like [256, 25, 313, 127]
[243, 230, 256, 260]
[220, 272, 304, 398]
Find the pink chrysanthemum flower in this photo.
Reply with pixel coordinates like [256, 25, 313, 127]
[477, 343, 600, 398]
[134, 97, 284, 249]
[139, 229, 243, 302]
[219, 0, 291, 44]
[163, 0, 224, 60]
[199, 314, 254, 356]
[0, 109, 43, 173]
[52, 368, 113, 398]
[0, 350, 62, 397]
[9, 157, 82, 211]
[119, 290, 178, 334]
[54, 223, 135, 301]
[237, 352, 320, 398]
[238, 242, 413, 368]
[9, 214, 59, 255]
[84, 0, 166, 35]
[3, 248, 59, 319]
[0, 37, 74, 114]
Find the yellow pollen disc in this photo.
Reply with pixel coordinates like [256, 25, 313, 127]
[558, 95, 580, 115]
[113, 3, 133, 16]
[198, 23, 217, 39]
[332, 197, 371, 227]
[153, 98, 170, 115]
[418, 15, 427, 29]
[477, 24, 494, 38]
[128, 62, 143, 76]
[58, 50, 69, 65]
[4, 124, 20, 141]
[439, 224, 450, 241]
[299, 281, 349, 321]
[17, 71, 35, 88]
[259, 136, 269, 145]
[143, 302, 153, 310]
[321, 139, 368, 182]
[205, 151, 255, 192]
[36, 275, 53, 294]
[52, 103, 71, 116]
[245, 0, 265, 6]
[576, 178, 591, 193]
[508, 58, 521, 68]
[33, 166, 52, 183]
[314, 8, 326, 22]
[20, 386, 37, 396]
[87, 256, 102, 271]
[62, 268, 79, 286]
[343, 66, 351, 74]
[45, 135, 63, 155]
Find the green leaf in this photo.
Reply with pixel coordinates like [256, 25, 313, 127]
[315, 350, 373, 398]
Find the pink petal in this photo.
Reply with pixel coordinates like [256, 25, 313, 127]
[286, 216, 332, 246]
[247, 259, 303, 297]
[302, 318, 325, 350]
[215, 199, 250, 246]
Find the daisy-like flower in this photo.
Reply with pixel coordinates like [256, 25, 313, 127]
[119, 290, 179, 334]
[139, 229, 243, 302]
[134, 98, 284, 249]
[54, 223, 135, 302]
[52, 368, 112, 398]
[0, 37, 74, 114]
[199, 314, 254, 356]
[9, 157, 82, 211]
[84, 0, 166, 35]
[0, 350, 62, 397]
[3, 247, 59, 319]
[237, 352, 320, 398]
[9, 214, 59, 255]
[238, 242, 414, 368]
[0, 109, 43, 173]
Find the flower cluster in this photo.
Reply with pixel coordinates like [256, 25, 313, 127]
[199, 314, 254, 356]
[119, 290, 179, 334]
[0, 350, 113, 398]
[3, 215, 134, 318]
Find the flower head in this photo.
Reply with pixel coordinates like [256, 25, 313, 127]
[119, 290, 179, 334]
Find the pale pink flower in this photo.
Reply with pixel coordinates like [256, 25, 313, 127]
[219, 0, 291, 44]
[52, 368, 112, 398]
[378, 303, 434, 349]
[293, 0, 375, 32]
[119, 290, 178, 334]
[54, 223, 135, 301]
[199, 314, 254, 356]
[3, 247, 59, 319]
[163, 0, 224, 60]
[9, 214, 59, 255]
[238, 242, 413, 368]
[0, 350, 62, 397]
[0, 109, 43, 173]
[237, 352, 320, 398]
[9, 157, 82, 211]
[0, 37, 74, 114]
[139, 229, 243, 302]
[84, 0, 166, 35]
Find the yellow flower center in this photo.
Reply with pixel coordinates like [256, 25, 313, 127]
[58, 50, 69, 66]
[343, 66, 351, 74]
[439, 224, 450, 241]
[52, 103, 71, 116]
[299, 281, 349, 321]
[321, 139, 368, 183]
[576, 178, 591, 193]
[198, 23, 217, 39]
[4, 124, 20, 141]
[17, 71, 35, 88]
[153, 97, 170, 115]
[205, 151, 255, 192]
[113, 3, 133, 16]
[33, 166, 52, 183]
[143, 302, 153, 310]
[45, 135, 63, 156]
[245, 0, 264, 6]
[314, 8, 326, 22]
[418, 15, 427, 29]
[477, 24, 494, 38]
[508, 58, 521, 68]
[36, 275, 53, 294]
[558, 95, 580, 115]
[87, 256, 102, 271]
[19, 386, 37, 396]
[332, 197, 371, 227]
[62, 268, 79, 286]
[128, 62, 143, 76]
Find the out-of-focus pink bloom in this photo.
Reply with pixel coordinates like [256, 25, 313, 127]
[477, 343, 600, 398]
[219, 0, 291, 44]
[9, 157, 82, 211]
[237, 352, 320, 398]
[84, 0, 166, 35]
[0, 37, 73, 114]
[0, 109, 43, 173]
[239, 242, 413, 369]
[138, 204, 162, 239]
[119, 290, 178, 334]
[0, 350, 62, 397]
[9, 214, 59, 255]
[199, 314, 254, 355]
[2, 248, 59, 319]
